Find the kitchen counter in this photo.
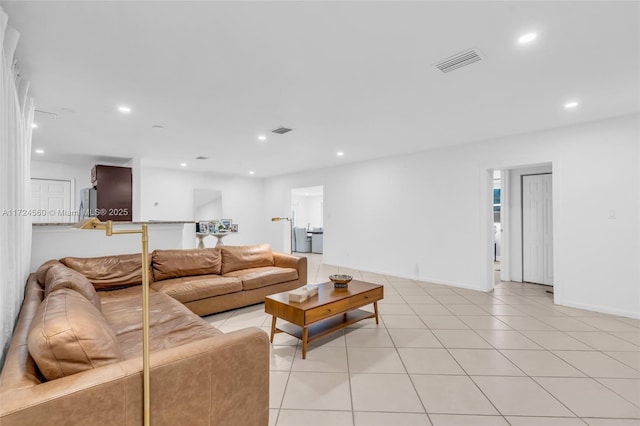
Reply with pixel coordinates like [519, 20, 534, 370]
[33, 220, 195, 226]
[31, 222, 197, 271]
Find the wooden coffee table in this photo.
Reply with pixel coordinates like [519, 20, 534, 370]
[265, 281, 384, 359]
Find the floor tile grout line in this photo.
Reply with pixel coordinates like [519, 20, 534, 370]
[386, 295, 434, 425]
[266, 254, 640, 423]
[461, 291, 606, 418]
[272, 328, 299, 424]
[344, 327, 356, 426]
[450, 310, 586, 418]
[600, 352, 640, 373]
[592, 376, 640, 409]
[425, 321, 509, 422]
[565, 328, 640, 351]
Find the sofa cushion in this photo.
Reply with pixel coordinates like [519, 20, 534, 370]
[220, 244, 274, 275]
[150, 275, 242, 303]
[100, 291, 223, 359]
[45, 264, 101, 311]
[224, 267, 298, 291]
[35, 259, 61, 285]
[61, 253, 148, 290]
[152, 248, 221, 282]
[27, 288, 124, 381]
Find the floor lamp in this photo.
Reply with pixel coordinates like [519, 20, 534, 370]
[271, 217, 292, 254]
[74, 218, 151, 426]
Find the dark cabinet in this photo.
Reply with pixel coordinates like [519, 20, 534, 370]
[91, 165, 132, 222]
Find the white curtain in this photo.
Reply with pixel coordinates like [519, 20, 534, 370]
[0, 7, 34, 362]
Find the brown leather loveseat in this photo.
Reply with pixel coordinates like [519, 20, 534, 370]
[0, 244, 306, 425]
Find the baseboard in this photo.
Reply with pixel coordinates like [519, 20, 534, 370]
[350, 265, 488, 293]
[329, 261, 637, 318]
[558, 300, 640, 320]
[331, 264, 638, 319]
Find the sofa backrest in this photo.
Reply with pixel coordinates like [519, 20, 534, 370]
[44, 264, 102, 311]
[220, 243, 274, 275]
[35, 259, 62, 285]
[151, 248, 222, 282]
[60, 253, 149, 290]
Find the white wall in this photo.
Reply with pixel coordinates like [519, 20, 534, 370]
[30, 223, 191, 270]
[263, 114, 640, 318]
[265, 173, 327, 253]
[28, 164, 268, 263]
[194, 199, 222, 222]
[26, 115, 640, 319]
[194, 189, 222, 222]
[31, 158, 139, 220]
[292, 194, 323, 229]
[124, 158, 142, 222]
[139, 167, 266, 247]
[31, 160, 92, 214]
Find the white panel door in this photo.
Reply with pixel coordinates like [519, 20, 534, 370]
[522, 174, 553, 285]
[31, 179, 72, 223]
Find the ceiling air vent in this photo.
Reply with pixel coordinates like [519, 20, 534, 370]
[35, 109, 58, 119]
[272, 127, 293, 134]
[195, 156, 208, 160]
[434, 48, 484, 73]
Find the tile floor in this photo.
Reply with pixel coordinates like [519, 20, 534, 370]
[204, 254, 640, 426]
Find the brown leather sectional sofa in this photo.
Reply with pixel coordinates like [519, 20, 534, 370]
[0, 244, 307, 425]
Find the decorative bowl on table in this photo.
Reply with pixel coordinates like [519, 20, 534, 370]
[329, 274, 353, 289]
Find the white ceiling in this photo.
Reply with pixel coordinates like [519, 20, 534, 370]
[5, 1, 639, 178]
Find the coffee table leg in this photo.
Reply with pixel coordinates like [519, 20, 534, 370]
[270, 316, 277, 343]
[302, 327, 309, 359]
[373, 301, 380, 325]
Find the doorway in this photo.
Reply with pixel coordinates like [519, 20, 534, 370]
[522, 173, 554, 286]
[486, 164, 554, 293]
[291, 186, 323, 254]
[493, 171, 502, 284]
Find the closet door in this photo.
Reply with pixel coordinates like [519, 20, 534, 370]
[31, 178, 72, 223]
[522, 173, 553, 285]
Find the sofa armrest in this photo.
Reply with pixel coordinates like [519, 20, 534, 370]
[1, 328, 269, 426]
[273, 252, 307, 285]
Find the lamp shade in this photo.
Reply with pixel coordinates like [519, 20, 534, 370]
[271, 217, 290, 222]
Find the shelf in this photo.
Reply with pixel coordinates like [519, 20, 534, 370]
[276, 309, 375, 343]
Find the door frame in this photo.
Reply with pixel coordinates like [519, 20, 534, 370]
[483, 162, 555, 294]
[482, 169, 511, 292]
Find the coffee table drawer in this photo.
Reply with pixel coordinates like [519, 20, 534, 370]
[305, 288, 381, 324]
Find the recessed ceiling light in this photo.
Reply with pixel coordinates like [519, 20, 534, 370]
[518, 32, 537, 44]
[118, 105, 131, 113]
[336, 151, 344, 157]
[35, 149, 44, 154]
[564, 101, 579, 109]
[32, 123, 38, 129]
[180, 162, 187, 167]
[258, 135, 266, 141]
[249, 171, 255, 175]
